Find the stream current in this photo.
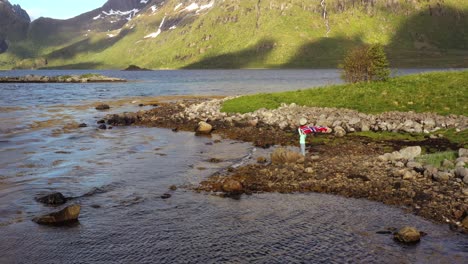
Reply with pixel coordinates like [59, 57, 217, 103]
[0, 69, 466, 263]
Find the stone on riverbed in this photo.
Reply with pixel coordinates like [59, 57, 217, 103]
[35, 192, 67, 205]
[222, 179, 243, 193]
[394, 226, 421, 243]
[32, 204, 81, 225]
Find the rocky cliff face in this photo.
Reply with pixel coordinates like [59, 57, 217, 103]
[0, 0, 30, 53]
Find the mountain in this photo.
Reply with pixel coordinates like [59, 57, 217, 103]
[1, 0, 467, 69]
[0, 0, 30, 53]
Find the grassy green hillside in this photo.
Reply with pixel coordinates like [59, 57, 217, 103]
[1, 0, 468, 69]
[221, 70, 468, 116]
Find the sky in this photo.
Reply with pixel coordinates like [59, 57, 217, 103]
[10, 0, 108, 20]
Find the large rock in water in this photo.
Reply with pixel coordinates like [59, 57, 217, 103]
[394, 226, 421, 243]
[35, 192, 67, 205]
[32, 204, 81, 225]
[196, 121, 213, 134]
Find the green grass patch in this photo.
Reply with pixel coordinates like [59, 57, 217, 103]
[434, 129, 468, 148]
[416, 151, 458, 168]
[221, 71, 468, 116]
[350, 131, 426, 141]
[79, 73, 101, 78]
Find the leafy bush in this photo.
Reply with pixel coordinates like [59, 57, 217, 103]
[341, 44, 390, 83]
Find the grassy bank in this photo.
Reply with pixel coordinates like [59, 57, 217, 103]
[221, 71, 468, 116]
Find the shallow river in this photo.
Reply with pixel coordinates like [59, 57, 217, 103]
[0, 69, 466, 263]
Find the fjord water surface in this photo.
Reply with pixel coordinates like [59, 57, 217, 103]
[0, 69, 466, 263]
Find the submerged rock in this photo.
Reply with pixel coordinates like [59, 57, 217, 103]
[394, 226, 421, 244]
[95, 104, 110, 110]
[32, 204, 81, 225]
[161, 193, 172, 199]
[35, 192, 67, 205]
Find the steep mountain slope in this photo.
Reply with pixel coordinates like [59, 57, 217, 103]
[1, 0, 468, 69]
[0, 0, 30, 54]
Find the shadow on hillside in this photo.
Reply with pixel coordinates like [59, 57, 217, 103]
[282, 36, 365, 68]
[183, 38, 276, 69]
[386, 5, 468, 67]
[47, 28, 132, 60]
[38, 62, 103, 69]
[283, 5, 468, 68]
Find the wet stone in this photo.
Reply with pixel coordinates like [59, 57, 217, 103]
[394, 226, 421, 244]
[35, 192, 67, 205]
[78, 123, 88, 128]
[33, 204, 81, 225]
[161, 193, 172, 199]
[98, 124, 107, 130]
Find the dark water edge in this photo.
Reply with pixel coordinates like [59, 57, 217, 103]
[0, 69, 467, 263]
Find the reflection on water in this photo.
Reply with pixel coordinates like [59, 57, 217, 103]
[0, 70, 467, 262]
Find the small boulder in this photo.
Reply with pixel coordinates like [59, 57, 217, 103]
[334, 126, 346, 137]
[98, 124, 107, 130]
[394, 226, 421, 244]
[433, 171, 451, 182]
[406, 161, 423, 172]
[442, 159, 454, 168]
[257, 157, 267, 164]
[222, 179, 243, 193]
[196, 121, 213, 134]
[32, 204, 81, 225]
[95, 104, 110, 110]
[78, 123, 87, 128]
[423, 165, 438, 179]
[169, 185, 177, 191]
[403, 171, 415, 180]
[459, 148, 468, 158]
[35, 192, 67, 205]
[399, 146, 421, 160]
[464, 175, 468, 185]
[462, 216, 468, 230]
[455, 167, 468, 179]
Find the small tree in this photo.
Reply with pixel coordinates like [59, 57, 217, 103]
[341, 44, 390, 83]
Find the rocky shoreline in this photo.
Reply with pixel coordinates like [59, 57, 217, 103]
[0, 74, 126, 83]
[104, 97, 468, 232]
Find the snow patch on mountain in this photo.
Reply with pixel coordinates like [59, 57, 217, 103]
[184, 1, 215, 13]
[144, 16, 166, 39]
[94, 8, 141, 22]
[185, 3, 199, 12]
[174, 3, 183, 11]
[140, 0, 149, 4]
[151, 5, 158, 13]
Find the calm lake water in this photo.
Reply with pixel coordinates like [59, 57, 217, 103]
[0, 69, 466, 263]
